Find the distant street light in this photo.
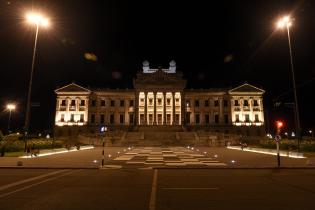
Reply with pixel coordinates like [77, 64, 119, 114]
[23, 11, 50, 152]
[6, 104, 16, 133]
[276, 15, 301, 151]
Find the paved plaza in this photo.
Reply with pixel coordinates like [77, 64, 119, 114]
[0, 146, 314, 168]
[105, 147, 226, 169]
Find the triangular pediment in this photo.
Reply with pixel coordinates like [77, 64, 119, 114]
[229, 83, 265, 94]
[55, 83, 91, 93]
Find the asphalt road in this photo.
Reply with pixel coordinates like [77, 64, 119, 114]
[0, 168, 315, 210]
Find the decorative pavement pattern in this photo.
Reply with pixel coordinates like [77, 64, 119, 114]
[104, 147, 227, 169]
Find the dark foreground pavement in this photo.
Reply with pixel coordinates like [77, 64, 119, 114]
[0, 168, 315, 210]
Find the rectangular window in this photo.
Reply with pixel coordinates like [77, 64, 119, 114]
[149, 99, 153, 105]
[255, 114, 259, 122]
[195, 114, 200, 124]
[70, 114, 74, 122]
[100, 114, 105, 124]
[148, 114, 153, 124]
[223, 100, 228, 107]
[235, 114, 240, 122]
[129, 100, 134, 107]
[91, 100, 96, 107]
[129, 113, 134, 124]
[167, 98, 171, 105]
[195, 100, 199, 107]
[158, 114, 162, 124]
[186, 100, 190, 107]
[91, 114, 95, 123]
[110, 114, 114, 124]
[140, 114, 145, 125]
[167, 114, 171, 124]
[214, 114, 219, 124]
[80, 114, 84, 122]
[61, 100, 66, 106]
[111, 100, 115, 107]
[254, 100, 259, 106]
[224, 114, 228, 124]
[244, 100, 249, 106]
[71, 100, 76, 106]
[234, 100, 239, 106]
[175, 98, 179, 105]
[205, 114, 209, 124]
[245, 114, 250, 122]
[60, 114, 65, 122]
[101, 100, 105, 106]
[157, 99, 162, 105]
[204, 100, 209, 107]
[120, 100, 124, 107]
[80, 100, 85, 106]
[175, 114, 180, 125]
[120, 114, 124, 124]
[186, 112, 191, 124]
[214, 100, 219, 107]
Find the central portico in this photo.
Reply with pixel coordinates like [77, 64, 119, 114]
[133, 60, 186, 125]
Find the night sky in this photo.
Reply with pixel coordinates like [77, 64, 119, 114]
[0, 0, 314, 134]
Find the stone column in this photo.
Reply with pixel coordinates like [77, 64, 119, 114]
[181, 92, 185, 125]
[172, 92, 175, 125]
[163, 92, 166, 125]
[154, 92, 157, 125]
[144, 91, 147, 125]
[135, 91, 139, 125]
[219, 98, 223, 124]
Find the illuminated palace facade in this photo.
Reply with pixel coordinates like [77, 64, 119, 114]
[55, 61, 265, 135]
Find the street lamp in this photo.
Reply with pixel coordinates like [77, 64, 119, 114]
[23, 12, 50, 152]
[276, 15, 301, 151]
[6, 104, 16, 133]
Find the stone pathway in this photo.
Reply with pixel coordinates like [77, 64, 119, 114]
[104, 147, 226, 169]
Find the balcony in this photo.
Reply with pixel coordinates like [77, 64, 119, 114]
[59, 107, 66, 111]
[69, 106, 76, 111]
[234, 107, 241, 111]
[233, 121, 264, 126]
[243, 106, 250, 111]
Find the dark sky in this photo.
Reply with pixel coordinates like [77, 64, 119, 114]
[0, 0, 314, 133]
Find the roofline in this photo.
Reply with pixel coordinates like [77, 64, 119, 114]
[228, 83, 265, 93]
[55, 83, 91, 93]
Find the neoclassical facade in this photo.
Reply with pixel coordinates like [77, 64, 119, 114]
[55, 61, 265, 135]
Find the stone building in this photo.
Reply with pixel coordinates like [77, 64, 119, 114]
[55, 61, 265, 136]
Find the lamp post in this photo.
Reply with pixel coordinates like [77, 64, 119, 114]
[276, 15, 301, 151]
[23, 12, 50, 152]
[6, 104, 16, 133]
